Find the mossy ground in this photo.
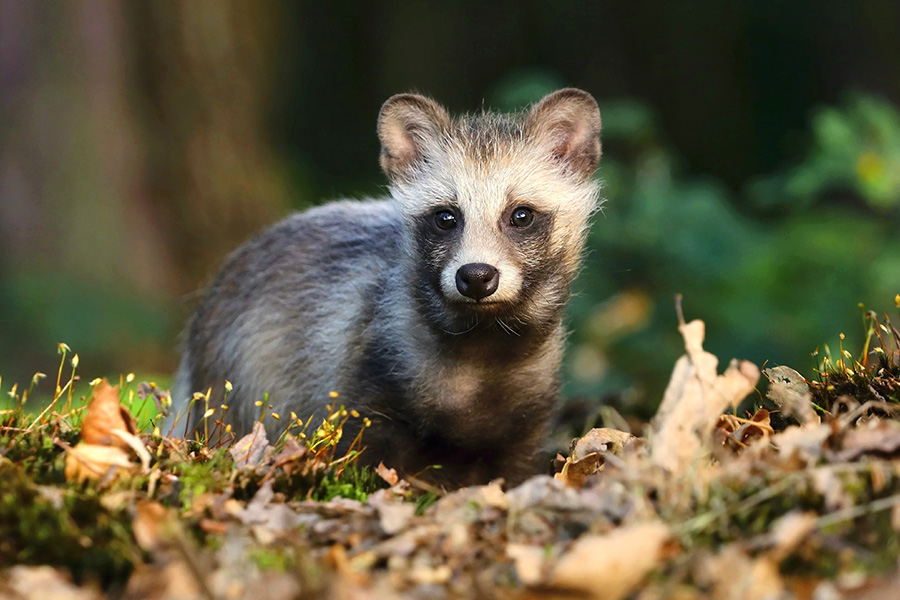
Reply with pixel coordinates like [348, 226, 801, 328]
[2, 303, 900, 598]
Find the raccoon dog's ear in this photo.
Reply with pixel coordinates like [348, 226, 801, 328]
[526, 88, 602, 179]
[378, 93, 451, 181]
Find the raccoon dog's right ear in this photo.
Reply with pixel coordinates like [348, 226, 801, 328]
[526, 88, 602, 179]
[378, 93, 451, 181]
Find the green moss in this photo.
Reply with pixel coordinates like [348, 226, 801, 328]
[249, 547, 296, 572]
[168, 448, 234, 510]
[1, 427, 77, 485]
[0, 462, 138, 587]
[807, 309, 900, 412]
[311, 464, 386, 503]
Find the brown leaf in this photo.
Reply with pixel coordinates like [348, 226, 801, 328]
[773, 423, 832, 465]
[124, 562, 204, 600]
[555, 428, 637, 487]
[550, 521, 670, 600]
[2, 565, 103, 600]
[554, 452, 604, 488]
[323, 544, 371, 587]
[835, 418, 900, 462]
[80, 379, 136, 449]
[261, 435, 309, 481]
[507, 544, 549, 586]
[765, 365, 818, 425]
[229, 421, 271, 468]
[696, 544, 784, 600]
[651, 319, 760, 474]
[376, 501, 416, 536]
[572, 427, 636, 459]
[65, 380, 148, 483]
[132, 501, 171, 554]
[376, 462, 400, 486]
[64, 443, 136, 483]
[237, 480, 304, 534]
[768, 511, 817, 562]
[715, 409, 774, 453]
[199, 518, 229, 535]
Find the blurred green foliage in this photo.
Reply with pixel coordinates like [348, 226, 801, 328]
[752, 94, 900, 211]
[0, 274, 173, 362]
[552, 89, 900, 414]
[0, 272, 176, 391]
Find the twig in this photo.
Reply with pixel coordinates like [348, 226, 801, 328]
[840, 399, 900, 425]
[673, 474, 802, 537]
[675, 294, 685, 327]
[815, 492, 900, 529]
[405, 474, 446, 497]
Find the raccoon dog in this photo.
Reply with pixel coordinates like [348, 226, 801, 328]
[172, 88, 602, 486]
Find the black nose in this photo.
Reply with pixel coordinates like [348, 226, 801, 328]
[455, 263, 499, 300]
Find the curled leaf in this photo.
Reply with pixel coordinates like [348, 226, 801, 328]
[81, 379, 136, 449]
[64, 443, 136, 483]
[651, 319, 760, 474]
[765, 365, 818, 425]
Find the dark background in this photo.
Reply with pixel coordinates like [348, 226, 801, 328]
[2, 1, 899, 417]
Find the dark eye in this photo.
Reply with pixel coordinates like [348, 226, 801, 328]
[434, 209, 458, 230]
[510, 206, 534, 228]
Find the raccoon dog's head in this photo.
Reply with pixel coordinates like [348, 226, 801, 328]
[378, 89, 602, 335]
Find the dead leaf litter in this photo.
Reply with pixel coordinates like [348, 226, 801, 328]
[3, 312, 900, 599]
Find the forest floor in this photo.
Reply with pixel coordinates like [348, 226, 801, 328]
[2, 304, 900, 600]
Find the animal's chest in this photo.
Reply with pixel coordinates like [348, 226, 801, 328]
[411, 358, 553, 444]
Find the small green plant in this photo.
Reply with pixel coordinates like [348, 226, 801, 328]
[248, 546, 296, 572]
[809, 299, 900, 411]
[414, 491, 440, 516]
[312, 463, 386, 502]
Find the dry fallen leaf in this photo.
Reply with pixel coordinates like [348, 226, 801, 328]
[229, 421, 271, 469]
[773, 423, 832, 466]
[768, 511, 817, 562]
[124, 562, 205, 600]
[2, 565, 103, 600]
[550, 521, 670, 600]
[376, 501, 416, 536]
[765, 365, 819, 425]
[507, 544, 548, 586]
[376, 462, 400, 486]
[555, 428, 636, 487]
[555, 452, 604, 488]
[715, 409, 774, 453]
[237, 479, 305, 536]
[64, 443, 136, 483]
[324, 544, 371, 587]
[834, 418, 900, 462]
[265, 435, 308, 480]
[80, 379, 136, 449]
[111, 429, 152, 472]
[651, 318, 760, 474]
[65, 379, 146, 483]
[132, 500, 172, 554]
[572, 427, 636, 458]
[695, 544, 784, 600]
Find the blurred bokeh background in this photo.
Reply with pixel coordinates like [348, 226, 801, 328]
[2, 1, 899, 418]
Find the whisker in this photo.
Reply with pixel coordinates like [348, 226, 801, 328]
[496, 317, 522, 337]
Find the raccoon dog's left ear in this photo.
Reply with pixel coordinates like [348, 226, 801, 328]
[378, 93, 451, 181]
[526, 88, 602, 179]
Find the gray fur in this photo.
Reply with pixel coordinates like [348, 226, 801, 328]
[171, 89, 602, 486]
